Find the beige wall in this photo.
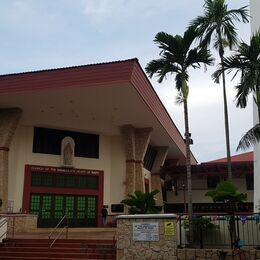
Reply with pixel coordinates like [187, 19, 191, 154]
[109, 136, 126, 207]
[8, 125, 127, 212]
[167, 177, 253, 204]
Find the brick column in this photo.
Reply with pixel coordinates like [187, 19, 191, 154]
[151, 147, 168, 207]
[0, 108, 22, 212]
[121, 125, 136, 195]
[134, 128, 153, 192]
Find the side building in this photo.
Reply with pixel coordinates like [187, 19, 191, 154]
[163, 152, 253, 213]
[250, 0, 260, 211]
[0, 58, 196, 228]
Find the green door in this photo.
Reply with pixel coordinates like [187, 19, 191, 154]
[65, 196, 75, 227]
[86, 196, 97, 227]
[77, 196, 87, 226]
[30, 194, 97, 228]
[54, 196, 66, 227]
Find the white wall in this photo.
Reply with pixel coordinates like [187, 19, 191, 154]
[8, 125, 126, 212]
[167, 177, 253, 204]
[250, 0, 260, 211]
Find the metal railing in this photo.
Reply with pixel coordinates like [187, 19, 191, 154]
[48, 215, 68, 249]
[177, 213, 260, 249]
[0, 217, 8, 242]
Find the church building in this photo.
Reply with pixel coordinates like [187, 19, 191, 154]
[0, 58, 195, 227]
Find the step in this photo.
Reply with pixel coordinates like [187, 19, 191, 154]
[1, 256, 116, 260]
[6, 238, 115, 243]
[0, 251, 115, 259]
[0, 246, 115, 253]
[5, 242, 115, 248]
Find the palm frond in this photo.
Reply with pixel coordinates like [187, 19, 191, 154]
[175, 72, 189, 97]
[191, 0, 249, 53]
[237, 123, 260, 151]
[175, 91, 184, 105]
[227, 6, 250, 23]
[212, 67, 222, 83]
[234, 83, 250, 108]
[145, 59, 180, 83]
[183, 26, 198, 51]
[222, 20, 238, 49]
[186, 47, 214, 69]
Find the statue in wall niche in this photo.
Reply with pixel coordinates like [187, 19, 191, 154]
[61, 136, 75, 168]
[64, 143, 73, 165]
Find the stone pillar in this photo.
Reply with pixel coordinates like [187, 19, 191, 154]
[121, 125, 136, 195]
[151, 147, 168, 206]
[134, 128, 153, 192]
[0, 108, 22, 212]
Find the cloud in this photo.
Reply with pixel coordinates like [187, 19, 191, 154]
[80, 0, 199, 25]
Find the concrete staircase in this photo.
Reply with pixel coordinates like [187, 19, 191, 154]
[0, 238, 116, 259]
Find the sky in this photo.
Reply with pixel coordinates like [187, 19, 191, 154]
[0, 0, 252, 162]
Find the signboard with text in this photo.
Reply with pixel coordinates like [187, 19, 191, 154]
[164, 221, 175, 239]
[133, 222, 159, 241]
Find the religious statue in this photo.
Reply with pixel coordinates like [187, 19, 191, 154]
[61, 136, 75, 168]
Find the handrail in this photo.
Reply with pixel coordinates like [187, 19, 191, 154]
[0, 218, 7, 229]
[48, 214, 68, 252]
[0, 230, 7, 240]
[48, 214, 67, 239]
[49, 225, 68, 248]
[0, 218, 8, 241]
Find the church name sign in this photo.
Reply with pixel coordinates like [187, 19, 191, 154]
[133, 222, 159, 241]
[30, 165, 100, 175]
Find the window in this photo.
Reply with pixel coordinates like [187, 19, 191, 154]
[207, 176, 220, 189]
[246, 174, 253, 190]
[33, 127, 99, 158]
[143, 144, 157, 171]
[31, 172, 98, 189]
[111, 204, 124, 213]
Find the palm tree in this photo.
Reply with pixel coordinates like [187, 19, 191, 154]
[213, 31, 260, 150]
[145, 27, 213, 240]
[190, 0, 249, 180]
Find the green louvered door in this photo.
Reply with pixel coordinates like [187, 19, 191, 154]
[30, 194, 52, 227]
[30, 194, 97, 227]
[86, 196, 97, 227]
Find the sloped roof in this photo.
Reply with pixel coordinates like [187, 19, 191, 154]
[207, 151, 253, 163]
[0, 58, 197, 163]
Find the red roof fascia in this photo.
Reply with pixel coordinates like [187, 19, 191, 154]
[0, 59, 137, 95]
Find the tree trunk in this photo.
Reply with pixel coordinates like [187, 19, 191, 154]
[218, 33, 232, 181]
[183, 98, 193, 243]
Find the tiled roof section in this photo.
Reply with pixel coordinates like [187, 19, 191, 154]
[207, 151, 253, 163]
[0, 59, 137, 95]
[0, 58, 138, 77]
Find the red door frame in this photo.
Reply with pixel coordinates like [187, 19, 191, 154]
[22, 165, 104, 227]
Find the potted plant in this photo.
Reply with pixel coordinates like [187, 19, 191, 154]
[121, 189, 162, 214]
